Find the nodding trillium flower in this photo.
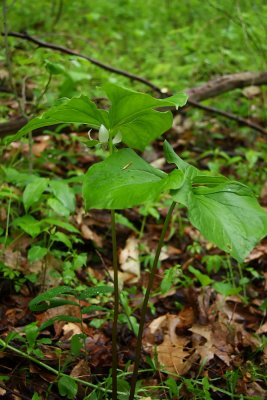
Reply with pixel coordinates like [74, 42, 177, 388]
[99, 124, 109, 143]
[112, 131, 122, 144]
[87, 129, 93, 140]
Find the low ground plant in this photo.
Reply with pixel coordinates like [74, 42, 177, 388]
[1, 84, 267, 399]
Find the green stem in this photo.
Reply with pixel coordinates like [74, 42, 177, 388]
[0, 338, 128, 396]
[129, 201, 176, 400]
[108, 132, 119, 400]
[111, 209, 119, 400]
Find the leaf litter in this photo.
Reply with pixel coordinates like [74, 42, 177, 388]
[0, 122, 266, 399]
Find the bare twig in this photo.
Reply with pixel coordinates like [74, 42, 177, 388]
[1, 31, 267, 136]
[187, 99, 267, 135]
[3, 31, 162, 94]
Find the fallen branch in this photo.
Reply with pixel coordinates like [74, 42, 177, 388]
[1, 31, 267, 137]
[187, 99, 267, 135]
[3, 31, 161, 94]
[187, 71, 267, 102]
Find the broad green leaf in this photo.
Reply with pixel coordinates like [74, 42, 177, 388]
[49, 180, 75, 213]
[117, 109, 173, 150]
[105, 84, 188, 150]
[165, 142, 267, 261]
[163, 140, 198, 177]
[188, 181, 267, 261]
[163, 140, 199, 206]
[192, 175, 228, 187]
[58, 375, 78, 400]
[5, 96, 104, 144]
[28, 246, 48, 262]
[13, 215, 42, 238]
[83, 148, 183, 210]
[105, 83, 187, 127]
[23, 178, 49, 211]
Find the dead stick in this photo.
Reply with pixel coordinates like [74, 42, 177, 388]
[3, 31, 161, 94]
[1, 31, 267, 135]
[187, 99, 267, 135]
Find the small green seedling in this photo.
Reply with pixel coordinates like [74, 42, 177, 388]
[10, 83, 267, 400]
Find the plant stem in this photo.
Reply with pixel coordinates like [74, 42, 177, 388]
[0, 338, 128, 396]
[108, 133, 119, 400]
[111, 209, 119, 400]
[129, 201, 176, 400]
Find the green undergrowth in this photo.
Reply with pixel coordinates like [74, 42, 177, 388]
[1, 0, 267, 108]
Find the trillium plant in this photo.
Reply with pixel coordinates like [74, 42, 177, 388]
[11, 83, 267, 400]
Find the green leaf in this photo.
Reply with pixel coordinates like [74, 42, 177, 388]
[165, 142, 267, 262]
[83, 148, 183, 210]
[115, 213, 139, 233]
[45, 60, 66, 75]
[188, 266, 213, 286]
[213, 282, 241, 296]
[160, 266, 178, 293]
[52, 231, 72, 248]
[163, 140, 199, 206]
[5, 96, 104, 144]
[78, 285, 113, 299]
[105, 83, 187, 150]
[163, 140, 198, 177]
[117, 378, 130, 400]
[58, 375, 78, 400]
[13, 215, 42, 238]
[29, 286, 76, 311]
[70, 333, 86, 356]
[81, 305, 107, 313]
[105, 83, 187, 127]
[43, 218, 79, 233]
[3, 167, 36, 186]
[49, 180, 75, 213]
[117, 109, 173, 150]
[23, 178, 49, 211]
[47, 198, 70, 216]
[28, 246, 48, 262]
[24, 323, 39, 346]
[188, 181, 267, 261]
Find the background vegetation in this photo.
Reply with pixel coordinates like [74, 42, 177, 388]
[0, 1, 267, 399]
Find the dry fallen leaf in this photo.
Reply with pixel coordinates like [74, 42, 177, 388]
[36, 302, 88, 337]
[71, 359, 91, 380]
[80, 224, 103, 247]
[62, 322, 83, 337]
[256, 321, 267, 335]
[242, 85, 261, 98]
[190, 322, 233, 366]
[145, 313, 191, 375]
[119, 235, 140, 283]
